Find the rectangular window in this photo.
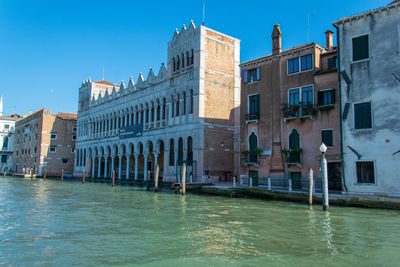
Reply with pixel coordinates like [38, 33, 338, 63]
[327, 56, 337, 69]
[288, 58, 299, 74]
[289, 89, 300, 106]
[49, 146, 56, 153]
[50, 133, 57, 140]
[356, 161, 375, 183]
[72, 126, 77, 132]
[1, 155, 7, 163]
[352, 35, 369, 62]
[61, 158, 68, 165]
[244, 68, 260, 83]
[301, 54, 313, 71]
[248, 95, 260, 113]
[4, 124, 9, 129]
[321, 129, 333, 147]
[72, 135, 76, 141]
[354, 102, 372, 129]
[318, 89, 335, 106]
[301, 86, 313, 105]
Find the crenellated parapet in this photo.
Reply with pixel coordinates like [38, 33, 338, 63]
[84, 62, 168, 107]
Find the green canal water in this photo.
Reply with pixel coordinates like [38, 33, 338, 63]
[0, 177, 399, 266]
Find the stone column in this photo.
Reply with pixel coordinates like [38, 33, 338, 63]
[126, 153, 130, 179]
[97, 157, 102, 178]
[104, 156, 108, 178]
[134, 153, 139, 180]
[134, 111, 137, 124]
[161, 104, 165, 127]
[143, 152, 148, 180]
[154, 105, 158, 128]
[169, 101, 173, 125]
[144, 109, 147, 130]
[111, 155, 115, 176]
[118, 155, 122, 179]
[91, 157, 95, 178]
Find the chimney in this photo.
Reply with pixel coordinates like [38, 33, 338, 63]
[272, 24, 282, 55]
[325, 30, 333, 50]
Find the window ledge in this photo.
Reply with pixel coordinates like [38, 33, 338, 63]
[287, 68, 314, 76]
[351, 58, 370, 64]
[354, 183, 377, 186]
[245, 119, 259, 124]
[283, 115, 314, 122]
[285, 162, 302, 168]
[244, 161, 259, 167]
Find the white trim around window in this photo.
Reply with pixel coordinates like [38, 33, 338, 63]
[287, 84, 314, 104]
[352, 100, 373, 131]
[353, 159, 377, 185]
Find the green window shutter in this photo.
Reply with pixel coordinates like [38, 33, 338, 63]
[243, 70, 248, 83]
[321, 130, 333, 147]
[355, 102, 372, 129]
[352, 35, 369, 61]
[256, 68, 260, 81]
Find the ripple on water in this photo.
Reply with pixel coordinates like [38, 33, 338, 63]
[0, 177, 400, 266]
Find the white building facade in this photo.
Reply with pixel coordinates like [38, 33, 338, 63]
[75, 22, 241, 182]
[0, 104, 20, 173]
[333, 2, 400, 196]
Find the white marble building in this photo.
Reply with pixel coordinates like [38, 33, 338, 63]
[333, 1, 400, 196]
[0, 98, 20, 173]
[75, 21, 241, 182]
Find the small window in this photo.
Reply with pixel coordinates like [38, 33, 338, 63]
[49, 146, 56, 153]
[243, 68, 260, 83]
[34, 147, 37, 154]
[352, 35, 369, 62]
[16, 151, 19, 156]
[301, 54, 313, 71]
[4, 124, 9, 129]
[354, 102, 372, 129]
[301, 86, 313, 105]
[72, 135, 76, 141]
[327, 57, 337, 70]
[71, 147, 75, 153]
[288, 58, 299, 74]
[321, 129, 333, 147]
[50, 133, 57, 140]
[72, 126, 77, 132]
[318, 89, 335, 106]
[1, 155, 7, 163]
[61, 158, 69, 165]
[356, 161, 375, 184]
[35, 134, 38, 140]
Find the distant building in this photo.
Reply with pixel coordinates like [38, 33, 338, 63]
[75, 21, 240, 182]
[239, 25, 341, 190]
[13, 108, 77, 176]
[0, 97, 22, 173]
[333, 1, 400, 195]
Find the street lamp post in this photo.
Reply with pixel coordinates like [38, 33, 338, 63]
[319, 143, 329, 211]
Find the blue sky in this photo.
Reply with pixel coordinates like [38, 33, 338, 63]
[0, 0, 390, 115]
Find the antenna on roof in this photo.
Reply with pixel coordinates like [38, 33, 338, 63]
[202, 2, 205, 26]
[102, 64, 105, 80]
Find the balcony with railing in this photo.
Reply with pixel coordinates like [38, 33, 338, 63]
[281, 104, 316, 121]
[281, 148, 302, 167]
[245, 112, 260, 123]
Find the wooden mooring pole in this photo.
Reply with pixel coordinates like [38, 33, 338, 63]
[61, 169, 64, 182]
[308, 168, 313, 206]
[146, 171, 150, 191]
[112, 170, 115, 187]
[82, 171, 86, 184]
[44, 169, 46, 180]
[181, 163, 186, 195]
[154, 164, 160, 192]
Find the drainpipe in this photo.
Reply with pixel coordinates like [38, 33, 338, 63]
[333, 23, 348, 192]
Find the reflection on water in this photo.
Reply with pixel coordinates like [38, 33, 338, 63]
[0, 176, 400, 266]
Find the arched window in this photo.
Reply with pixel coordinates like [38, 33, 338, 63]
[171, 96, 175, 117]
[176, 94, 180, 116]
[190, 90, 193, 114]
[173, 57, 176, 72]
[248, 132, 258, 163]
[178, 137, 183, 164]
[183, 92, 186, 115]
[2, 136, 8, 149]
[169, 139, 175, 166]
[157, 105, 160, 121]
[181, 53, 185, 68]
[191, 49, 194, 65]
[162, 98, 166, 119]
[187, 136, 193, 164]
[177, 55, 180, 70]
[151, 107, 154, 122]
[186, 51, 190, 66]
[289, 129, 301, 163]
